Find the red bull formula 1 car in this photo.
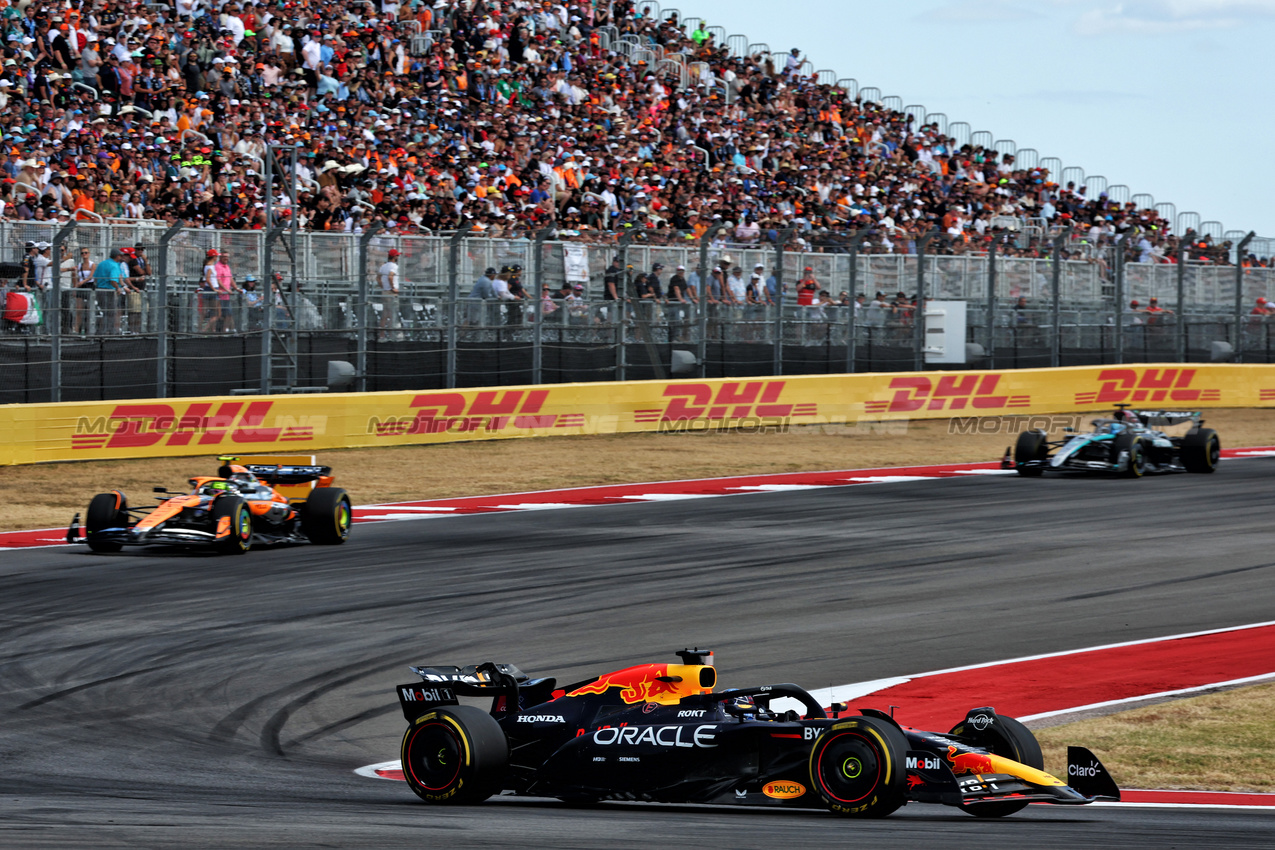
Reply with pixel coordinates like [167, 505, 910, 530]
[71, 456, 351, 554]
[394, 649, 1119, 818]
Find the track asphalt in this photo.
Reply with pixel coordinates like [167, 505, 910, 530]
[2, 457, 1275, 846]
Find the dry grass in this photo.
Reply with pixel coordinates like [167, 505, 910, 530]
[3, 408, 1273, 532]
[1037, 684, 1275, 792]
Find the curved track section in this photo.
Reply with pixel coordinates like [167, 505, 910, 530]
[3, 464, 1274, 845]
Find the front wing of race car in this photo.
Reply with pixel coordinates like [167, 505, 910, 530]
[902, 745, 1119, 810]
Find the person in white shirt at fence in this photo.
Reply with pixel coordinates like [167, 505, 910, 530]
[378, 249, 401, 339]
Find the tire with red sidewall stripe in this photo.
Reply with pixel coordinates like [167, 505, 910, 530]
[808, 715, 908, 817]
[400, 705, 508, 805]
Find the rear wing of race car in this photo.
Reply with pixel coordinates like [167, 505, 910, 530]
[243, 464, 333, 485]
[397, 663, 531, 722]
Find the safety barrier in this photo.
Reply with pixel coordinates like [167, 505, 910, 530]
[3, 364, 1273, 466]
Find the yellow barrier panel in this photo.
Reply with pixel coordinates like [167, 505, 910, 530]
[3, 364, 1274, 466]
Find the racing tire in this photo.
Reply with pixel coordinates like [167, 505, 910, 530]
[1112, 434, 1147, 478]
[301, 487, 352, 545]
[809, 715, 909, 818]
[401, 705, 509, 805]
[1014, 430, 1048, 477]
[212, 496, 252, 555]
[949, 713, 1044, 818]
[1181, 428, 1221, 473]
[86, 491, 128, 553]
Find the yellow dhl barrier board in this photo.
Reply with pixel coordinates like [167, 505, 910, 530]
[3, 364, 1274, 466]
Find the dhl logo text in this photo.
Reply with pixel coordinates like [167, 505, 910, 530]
[864, 374, 1030, 414]
[368, 389, 585, 435]
[1075, 368, 1220, 405]
[71, 402, 319, 450]
[634, 381, 818, 424]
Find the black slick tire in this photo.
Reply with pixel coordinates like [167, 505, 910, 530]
[1014, 430, 1047, 476]
[809, 715, 908, 818]
[212, 496, 252, 555]
[86, 491, 127, 553]
[400, 705, 509, 804]
[301, 487, 352, 545]
[1181, 428, 1220, 473]
[949, 713, 1044, 817]
[1112, 433, 1146, 478]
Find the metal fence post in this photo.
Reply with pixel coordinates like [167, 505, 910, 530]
[532, 226, 554, 384]
[1235, 231, 1256, 362]
[356, 222, 384, 392]
[697, 223, 725, 378]
[156, 221, 181, 397]
[616, 230, 636, 382]
[49, 220, 76, 403]
[1113, 236, 1126, 365]
[986, 238, 998, 366]
[914, 230, 939, 371]
[1050, 226, 1071, 368]
[774, 226, 797, 375]
[1176, 229, 1194, 363]
[446, 224, 474, 390]
[261, 224, 288, 394]
[845, 230, 867, 373]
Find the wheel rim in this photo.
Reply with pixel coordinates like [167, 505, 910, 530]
[406, 722, 462, 792]
[1132, 446, 1145, 475]
[816, 731, 882, 805]
[237, 507, 251, 546]
[335, 500, 350, 538]
[1209, 438, 1220, 467]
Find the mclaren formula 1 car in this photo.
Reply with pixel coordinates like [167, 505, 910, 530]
[394, 649, 1119, 818]
[1009, 405, 1221, 478]
[72, 455, 351, 554]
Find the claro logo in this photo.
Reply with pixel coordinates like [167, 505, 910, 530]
[635, 381, 818, 425]
[864, 374, 1029, 414]
[71, 401, 319, 450]
[1075, 368, 1220, 405]
[368, 389, 585, 435]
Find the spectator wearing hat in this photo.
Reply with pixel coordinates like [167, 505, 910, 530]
[667, 263, 697, 341]
[1251, 297, 1273, 316]
[199, 249, 221, 333]
[378, 248, 401, 339]
[16, 241, 37, 292]
[92, 248, 128, 334]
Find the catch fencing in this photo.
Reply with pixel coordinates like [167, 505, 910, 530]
[4, 223, 1275, 403]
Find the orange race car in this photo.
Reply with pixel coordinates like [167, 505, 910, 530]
[71, 455, 352, 555]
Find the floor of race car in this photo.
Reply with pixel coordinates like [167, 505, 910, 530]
[3, 457, 1275, 846]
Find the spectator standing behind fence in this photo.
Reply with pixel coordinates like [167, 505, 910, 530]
[199, 251, 220, 334]
[378, 249, 400, 340]
[796, 267, 819, 307]
[506, 265, 527, 325]
[17, 242, 37, 292]
[468, 266, 497, 326]
[126, 244, 152, 334]
[1143, 297, 1172, 326]
[93, 248, 127, 334]
[215, 251, 239, 333]
[668, 264, 696, 342]
[74, 248, 94, 334]
[34, 243, 52, 291]
[242, 275, 263, 330]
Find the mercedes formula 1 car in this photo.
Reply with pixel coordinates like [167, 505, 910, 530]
[1009, 405, 1221, 478]
[394, 649, 1119, 818]
[71, 456, 351, 554]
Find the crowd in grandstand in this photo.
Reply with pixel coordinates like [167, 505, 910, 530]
[0, 0, 1261, 267]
